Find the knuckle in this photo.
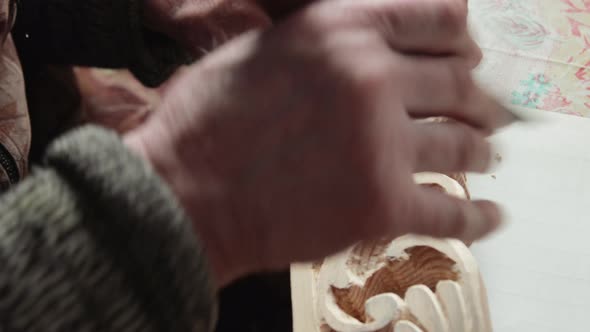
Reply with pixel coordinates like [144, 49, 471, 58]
[442, 204, 467, 237]
[370, 9, 403, 41]
[419, 197, 466, 238]
[348, 59, 390, 90]
[435, 0, 468, 35]
[340, 56, 393, 109]
[453, 125, 478, 169]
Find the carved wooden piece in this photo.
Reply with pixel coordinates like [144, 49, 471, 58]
[436, 281, 468, 332]
[291, 172, 492, 332]
[395, 320, 423, 332]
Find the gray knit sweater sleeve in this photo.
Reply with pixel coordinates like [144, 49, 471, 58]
[0, 126, 217, 331]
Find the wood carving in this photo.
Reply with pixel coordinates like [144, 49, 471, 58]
[291, 172, 492, 332]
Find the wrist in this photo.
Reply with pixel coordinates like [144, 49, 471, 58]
[123, 120, 254, 288]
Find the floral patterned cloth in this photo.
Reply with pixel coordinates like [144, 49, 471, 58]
[470, 0, 590, 117]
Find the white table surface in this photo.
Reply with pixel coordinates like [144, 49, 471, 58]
[468, 108, 590, 331]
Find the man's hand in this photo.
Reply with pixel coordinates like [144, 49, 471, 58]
[127, 0, 509, 288]
[143, 0, 481, 67]
[142, 0, 319, 54]
[143, 0, 273, 55]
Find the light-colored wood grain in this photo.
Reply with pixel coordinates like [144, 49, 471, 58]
[290, 172, 493, 332]
[394, 320, 423, 332]
[291, 263, 322, 332]
[436, 280, 469, 332]
[405, 285, 449, 332]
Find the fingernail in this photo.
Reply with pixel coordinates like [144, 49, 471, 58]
[495, 104, 522, 128]
[492, 204, 508, 231]
[460, 209, 489, 243]
[467, 205, 508, 246]
[461, 202, 504, 242]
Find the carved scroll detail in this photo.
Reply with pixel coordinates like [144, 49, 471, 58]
[291, 172, 492, 332]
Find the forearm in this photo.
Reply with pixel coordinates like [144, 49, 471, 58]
[11, 0, 191, 86]
[0, 126, 216, 331]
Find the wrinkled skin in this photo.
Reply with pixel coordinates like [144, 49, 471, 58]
[144, 0, 273, 56]
[0, 0, 30, 190]
[0, 0, 304, 185]
[76, 0, 281, 135]
[83, 0, 472, 136]
[126, 0, 509, 288]
[74, 68, 161, 134]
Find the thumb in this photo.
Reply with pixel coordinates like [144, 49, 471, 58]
[403, 187, 503, 242]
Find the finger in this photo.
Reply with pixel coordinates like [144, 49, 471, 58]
[402, 187, 502, 242]
[358, 0, 474, 57]
[412, 120, 492, 173]
[396, 56, 516, 130]
[462, 36, 483, 69]
[463, 0, 484, 68]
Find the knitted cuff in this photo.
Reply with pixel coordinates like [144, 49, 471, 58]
[45, 125, 217, 331]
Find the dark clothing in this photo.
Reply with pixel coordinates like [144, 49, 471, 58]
[12, 0, 191, 87]
[0, 126, 216, 331]
[12, 0, 190, 164]
[0, 1, 216, 331]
